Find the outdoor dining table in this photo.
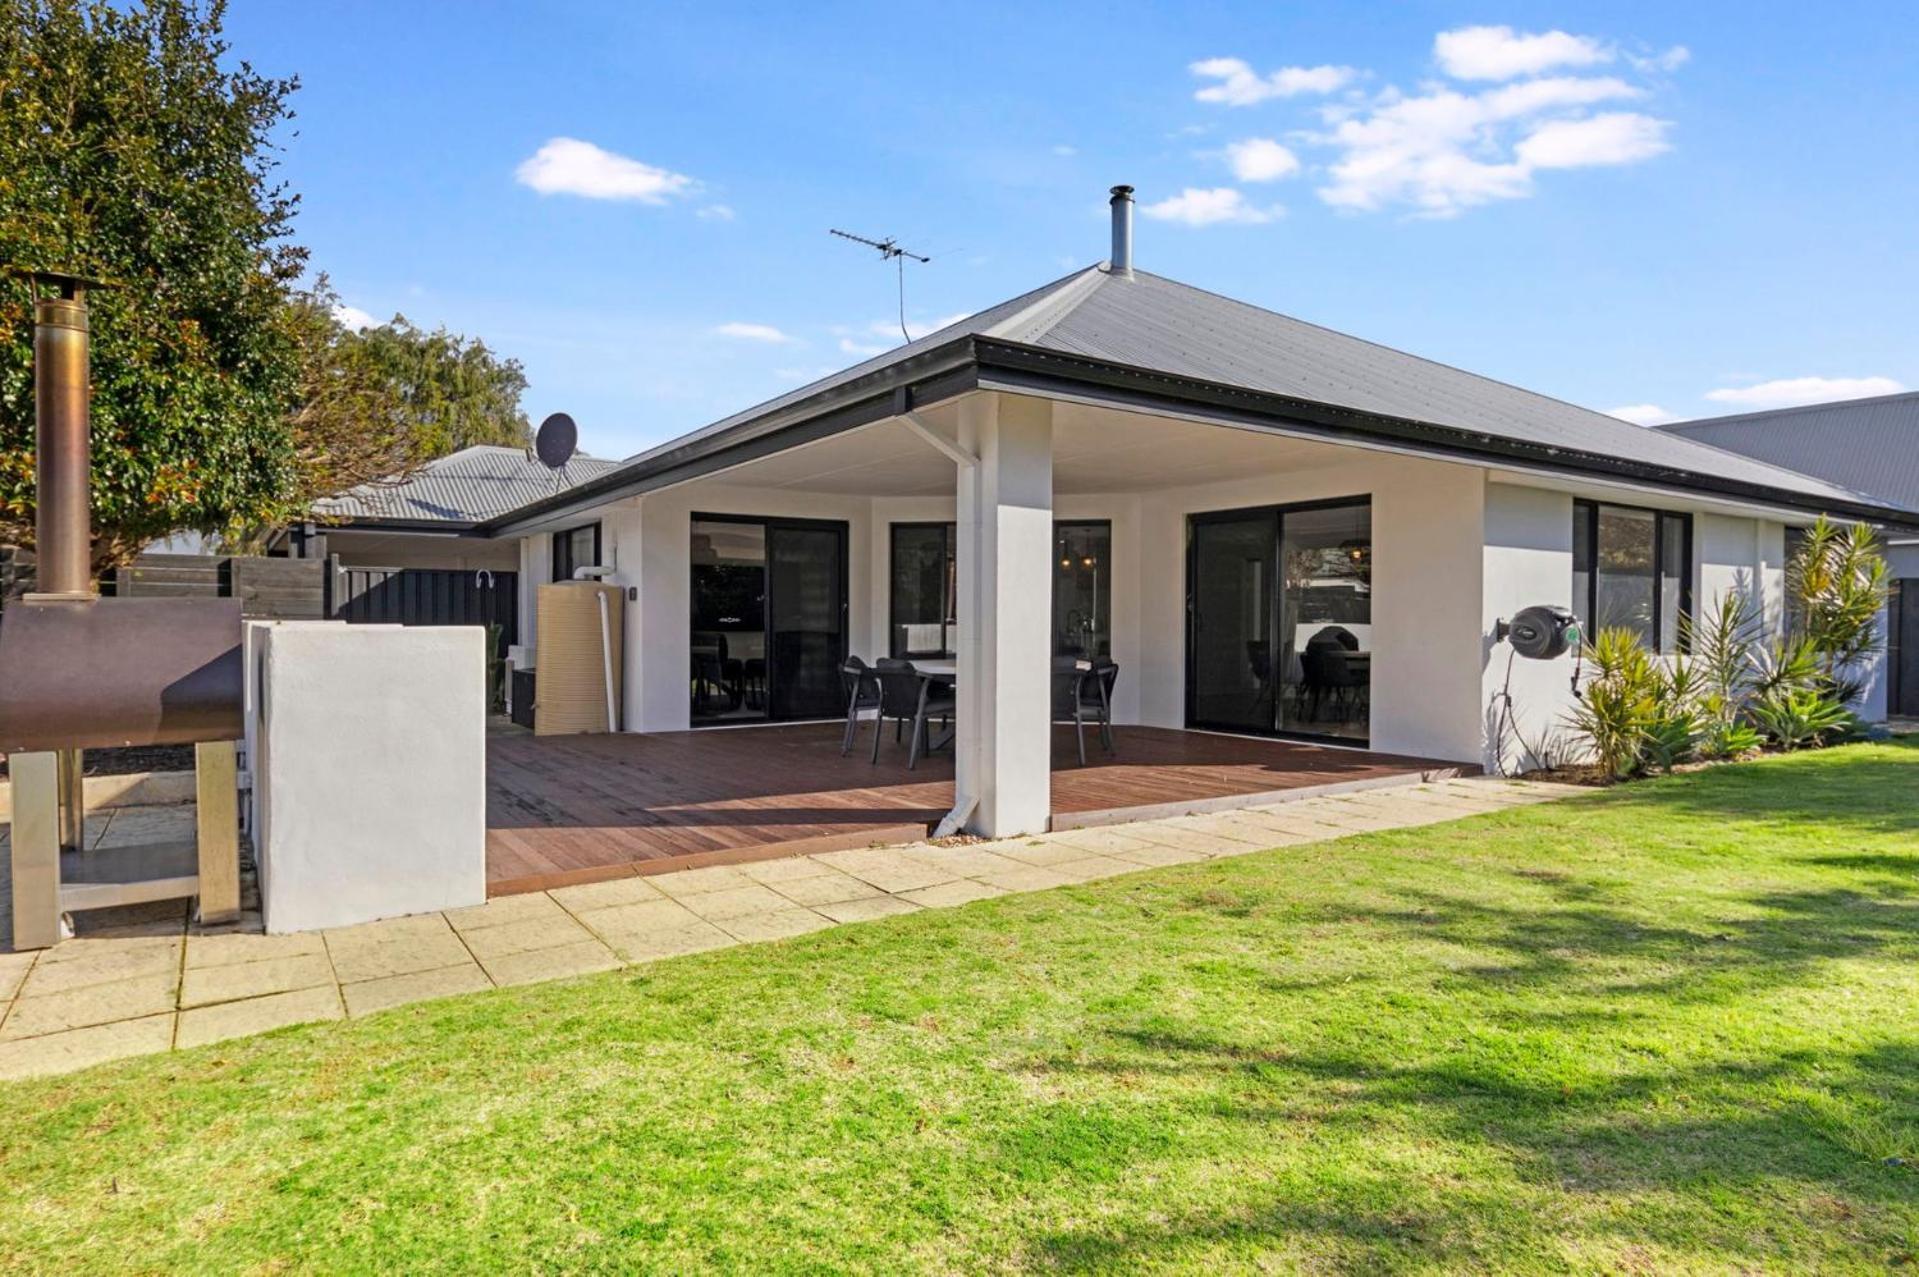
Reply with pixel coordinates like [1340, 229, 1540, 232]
[908, 660, 958, 751]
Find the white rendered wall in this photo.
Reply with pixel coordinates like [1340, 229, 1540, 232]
[1481, 483, 1578, 772]
[1132, 449, 1489, 763]
[516, 532, 552, 663]
[255, 624, 487, 932]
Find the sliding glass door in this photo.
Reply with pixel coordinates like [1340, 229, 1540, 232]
[1188, 498, 1372, 744]
[767, 522, 847, 720]
[690, 515, 847, 725]
[1188, 509, 1278, 733]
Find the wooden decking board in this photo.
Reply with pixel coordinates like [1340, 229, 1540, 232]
[485, 723, 1466, 890]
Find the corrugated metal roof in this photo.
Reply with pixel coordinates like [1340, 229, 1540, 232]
[1012, 269, 1884, 507]
[314, 445, 621, 523]
[598, 267, 1891, 511]
[489, 264, 1913, 528]
[1657, 392, 1919, 513]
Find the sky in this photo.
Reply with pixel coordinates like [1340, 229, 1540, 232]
[224, 0, 1919, 460]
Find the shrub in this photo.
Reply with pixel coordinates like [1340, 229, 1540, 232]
[1749, 687, 1855, 750]
[1786, 516, 1889, 704]
[1566, 627, 1698, 779]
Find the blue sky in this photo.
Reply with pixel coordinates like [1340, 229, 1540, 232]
[226, 1, 1919, 460]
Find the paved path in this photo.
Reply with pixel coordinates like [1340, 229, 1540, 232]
[0, 777, 1582, 1081]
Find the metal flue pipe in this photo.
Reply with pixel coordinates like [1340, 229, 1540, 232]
[1108, 185, 1135, 279]
[25, 271, 99, 597]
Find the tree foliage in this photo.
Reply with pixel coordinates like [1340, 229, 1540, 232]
[0, 0, 306, 567]
[0, 0, 532, 569]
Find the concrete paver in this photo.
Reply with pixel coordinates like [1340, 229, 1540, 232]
[180, 953, 334, 1009]
[177, 986, 343, 1049]
[0, 780, 1577, 1079]
[547, 875, 665, 913]
[341, 964, 494, 1017]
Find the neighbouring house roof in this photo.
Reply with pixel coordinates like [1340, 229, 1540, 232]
[485, 265, 1919, 534]
[314, 445, 621, 529]
[1657, 392, 1919, 521]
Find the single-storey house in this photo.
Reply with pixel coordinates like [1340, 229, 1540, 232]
[1659, 392, 1919, 716]
[398, 188, 1919, 843]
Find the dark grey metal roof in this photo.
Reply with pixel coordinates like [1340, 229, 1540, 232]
[487, 264, 1917, 532]
[1657, 392, 1919, 514]
[314, 445, 620, 525]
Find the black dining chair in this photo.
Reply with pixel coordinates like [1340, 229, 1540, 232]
[1301, 644, 1364, 722]
[1052, 655, 1117, 767]
[838, 656, 880, 756]
[871, 659, 955, 770]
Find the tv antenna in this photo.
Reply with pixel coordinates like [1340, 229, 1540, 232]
[829, 228, 930, 343]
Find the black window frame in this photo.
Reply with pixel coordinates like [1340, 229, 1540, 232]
[884, 519, 1116, 660]
[1572, 499, 1693, 654]
[887, 521, 959, 659]
[551, 521, 602, 583]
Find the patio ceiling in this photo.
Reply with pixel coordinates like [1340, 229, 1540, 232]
[704, 397, 1362, 497]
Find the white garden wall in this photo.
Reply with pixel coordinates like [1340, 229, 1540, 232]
[253, 623, 487, 932]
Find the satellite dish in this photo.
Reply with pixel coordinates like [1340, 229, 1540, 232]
[534, 412, 578, 470]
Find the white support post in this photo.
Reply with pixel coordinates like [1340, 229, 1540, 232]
[955, 393, 1054, 837]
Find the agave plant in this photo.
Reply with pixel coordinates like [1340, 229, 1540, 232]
[1749, 686, 1855, 750]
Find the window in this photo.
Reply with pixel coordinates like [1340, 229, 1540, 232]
[551, 522, 600, 582]
[889, 523, 956, 658]
[1572, 501, 1690, 652]
[1052, 522, 1112, 659]
[887, 520, 1112, 659]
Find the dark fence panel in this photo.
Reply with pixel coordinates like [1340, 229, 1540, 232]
[331, 565, 517, 655]
[1894, 578, 1918, 718]
[103, 553, 324, 620]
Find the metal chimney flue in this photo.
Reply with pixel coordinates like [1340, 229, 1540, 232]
[1108, 185, 1134, 279]
[19, 270, 102, 598]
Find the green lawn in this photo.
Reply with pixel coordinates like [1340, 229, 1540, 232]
[2, 745, 1916, 1273]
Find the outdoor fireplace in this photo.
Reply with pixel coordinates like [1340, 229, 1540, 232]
[0, 270, 243, 949]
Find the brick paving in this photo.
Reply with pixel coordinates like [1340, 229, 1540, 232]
[0, 778, 1582, 1081]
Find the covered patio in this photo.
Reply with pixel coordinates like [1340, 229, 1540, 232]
[484, 722, 1466, 895]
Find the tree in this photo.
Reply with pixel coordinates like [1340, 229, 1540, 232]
[0, 0, 308, 569]
[239, 280, 530, 549]
[342, 314, 531, 458]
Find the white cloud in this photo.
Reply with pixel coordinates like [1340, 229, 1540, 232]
[1142, 187, 1282, 226]
[1703, 376, 1909, 411]
[1191, 57, 1354, 106]
[714, 322, 795, 344]
[1225, 137, 1302, 182]
[832, 313, 974, 356]
[1630, 45, 1691, 73]
[1052, 144, 1078, 157]
[1517, 112, 1670, 168]
[1434, 25, 1611, 80]
[514, 137, 698, 204]
[1608, 403, 1679, 427]
[1311, 75, 1665, 216]
[697, 203, 736, 222]
[331, 303, 377, 332]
